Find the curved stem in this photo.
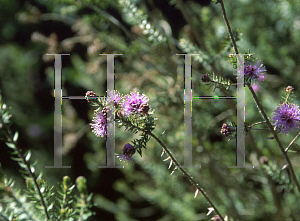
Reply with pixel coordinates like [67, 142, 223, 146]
[219, 0, 300, 195]
[247, 121, 267, 129]
[121, 117, 225, 221]
[148, 131, 225, 221]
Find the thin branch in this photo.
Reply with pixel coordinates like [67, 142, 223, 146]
[149, 132, 225, 221]
[219, 0, 300, 195]
[285, 131, 300, 152]
[219, 0, 239, 55]
[247, 121, 267, 128]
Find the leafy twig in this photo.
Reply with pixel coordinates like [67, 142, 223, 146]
[0, 106, 50, 219]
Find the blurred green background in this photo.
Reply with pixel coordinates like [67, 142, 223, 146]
[0, 0, 300, 220]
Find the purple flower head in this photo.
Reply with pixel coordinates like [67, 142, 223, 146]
[271, 103, 300, 134]
[244, 60, 266, 82]
[117, 143, 135, 164]
[90, 108, 107, 137]
[122, 92, 149, 116]
[107, 90, 122, 106]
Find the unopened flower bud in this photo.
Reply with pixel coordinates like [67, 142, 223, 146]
[259, 156, 268, 165]
[102, 107, 108, 118]
[211, 215, 221, 221]
[76, 176, 87, 195]
[138, 103, 150, 114]
[201, 74, 211, 83]
[220, 123, 231, 137]
[85, 91, 97, 102]
[116, 110, 124, 119]
[63, 176, 71, 191]
[122, 143, 135, 156]
[286, 86, 294, 93]
[117, 143, 136, 164]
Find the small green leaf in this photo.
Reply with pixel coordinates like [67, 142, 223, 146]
[5, 142, 15, 149]
[13, 132, 19, 142]
[30, 166, 35, 173]
[25, 150, 31, 161]
[11, 156, 23, 162]
[11, 150, 19, 155]
[32, 159, 39, 166]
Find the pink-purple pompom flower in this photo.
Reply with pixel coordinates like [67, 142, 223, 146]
[90, 110, 107, 137]
[244, 60, 266, 82]
[87, 90, 154, 161]
[122, 92, 150, 116]
[271, 103, 300, 134]
[107, 90, 122, 105]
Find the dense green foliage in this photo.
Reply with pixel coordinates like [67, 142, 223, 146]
[0, 93, 94, 220]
